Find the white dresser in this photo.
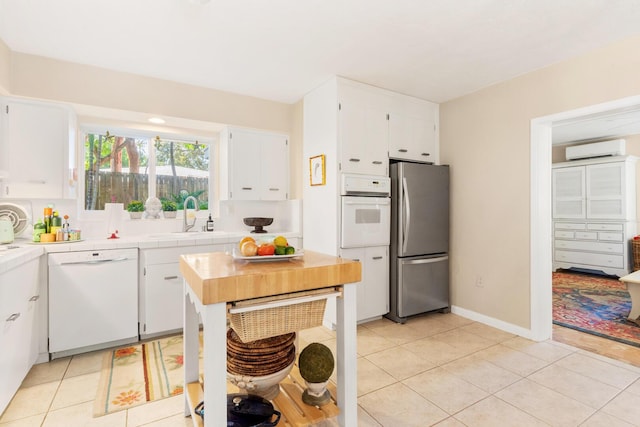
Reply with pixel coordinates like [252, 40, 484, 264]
[552, 156, 637, 276]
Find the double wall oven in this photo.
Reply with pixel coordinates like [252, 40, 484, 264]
[339, 174, 391, 322]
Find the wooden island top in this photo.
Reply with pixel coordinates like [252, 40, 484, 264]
[179, 250, 362, 305]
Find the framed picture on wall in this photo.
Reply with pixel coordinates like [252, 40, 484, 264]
[310, 154, 326, 186]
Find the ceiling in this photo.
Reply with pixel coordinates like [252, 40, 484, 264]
[1, 0, 640, 142]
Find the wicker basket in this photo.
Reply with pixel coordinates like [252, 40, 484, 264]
[633, 239, 640, 271]
[228, 288, 340, 343]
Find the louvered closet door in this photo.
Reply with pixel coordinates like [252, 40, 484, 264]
[553, 166, 586, 219]
[586, 162, 625, 219]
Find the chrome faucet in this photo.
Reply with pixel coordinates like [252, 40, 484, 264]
[182, 196, 200, 232]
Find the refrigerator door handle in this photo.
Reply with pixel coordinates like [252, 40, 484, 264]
[401, 256, 449, 265]
[402, 176, 411, 254]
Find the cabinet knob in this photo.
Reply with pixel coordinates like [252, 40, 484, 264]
[29, 295, 40, 302]
[269, 188, 280, 191]
[349, 158, 361, 162]
[6, 313, 20, 322]
[398, 149, 408, 153]
[372, 161, 382, 165]
[421, 153, 430, 157]
[241, 187, 253, 191]
[164, 275, 179, 280]
[372, 256, 383, 260]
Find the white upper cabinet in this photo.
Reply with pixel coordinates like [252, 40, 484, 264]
[586, 161, 628, 219]
[219, 127, 289, 201]
[0, 97, 76, 199]
[338, 83, 388, 176]
[388, 94, 437, 163]
[553, 165, 586, 219]
[552, 157, 636, 220]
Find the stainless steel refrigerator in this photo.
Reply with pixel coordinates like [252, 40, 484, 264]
[386, 161, 450, 323]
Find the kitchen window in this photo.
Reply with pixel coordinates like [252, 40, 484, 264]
[82, 130, 210, 211]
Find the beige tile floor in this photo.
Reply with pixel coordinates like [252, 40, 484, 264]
[2, 313, 640, 426]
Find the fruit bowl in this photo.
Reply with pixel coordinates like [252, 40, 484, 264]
[243, 217, 273, 233]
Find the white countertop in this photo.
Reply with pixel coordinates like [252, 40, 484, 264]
[0, 230, 302, 274]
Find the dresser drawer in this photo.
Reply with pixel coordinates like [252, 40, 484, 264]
[555, 250, 624, 269]
[587, 223, 624, 231]
[554, 230, 574, 239]
[575, 232, 597, 240]
[554, 240, 623, 254]
[598, 232, 623, 242]
[554, 222, 586, 230]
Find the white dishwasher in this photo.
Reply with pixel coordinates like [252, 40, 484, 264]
[48, 248, 138, 358]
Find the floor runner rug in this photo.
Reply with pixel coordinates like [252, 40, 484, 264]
[94, 334, 198, 417]
[552, 271, 640, 347]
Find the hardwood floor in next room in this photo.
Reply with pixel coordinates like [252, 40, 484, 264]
[553, 324, 640, 368]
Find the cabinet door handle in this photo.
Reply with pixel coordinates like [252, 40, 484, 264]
[6, 313, 20, 322]
[372, 256, 383, 260]
[349, 158, 361, 162]
[372, 161, 382, 165]
[269, 188, 280, 191]
[398, 149, 408, 153]
[29, 180, 46, 184]
[421, 153, 430, 157]
[241, 187, 253, 191]
[29, 295, 40, 302]
[164, 275, 179, 280]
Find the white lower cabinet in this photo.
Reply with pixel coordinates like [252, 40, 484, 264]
[340, 246, 389, 322]
[0, 257, 40, 415]
[139, 244, 225, 338]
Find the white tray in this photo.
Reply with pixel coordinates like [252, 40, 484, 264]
[232, 250, 304, 262]
[30, 239, 84, 245]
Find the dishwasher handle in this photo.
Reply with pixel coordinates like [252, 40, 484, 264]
[57, 256, 132, 266]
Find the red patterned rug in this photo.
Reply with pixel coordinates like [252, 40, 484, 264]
[553, 271, 640, 347]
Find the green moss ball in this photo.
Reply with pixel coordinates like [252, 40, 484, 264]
[299, 343, 335, 383]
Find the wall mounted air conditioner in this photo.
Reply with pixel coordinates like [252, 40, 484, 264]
[565, 139, 626, 161]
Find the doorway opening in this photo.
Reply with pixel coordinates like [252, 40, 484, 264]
[530, 95, 640, 365]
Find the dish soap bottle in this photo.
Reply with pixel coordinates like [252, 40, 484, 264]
[206, 213, 214, 232]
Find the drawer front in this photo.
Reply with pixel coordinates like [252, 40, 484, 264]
[555, 250, 623, 268]
[598, 232, 623, 242]
[587, 223, 624, 231]
[554, 230, 574, 239]
[554, 222, 586, 230]
[554, 240, 623, 254]
[575, 232, 597, 240]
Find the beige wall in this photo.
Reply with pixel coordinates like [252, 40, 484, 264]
[440, 34, 640, 329]
[5, 51, 302, 198]
[0, 39, 10, 95]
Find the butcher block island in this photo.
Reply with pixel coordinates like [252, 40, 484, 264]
[179, 250, 362, 427]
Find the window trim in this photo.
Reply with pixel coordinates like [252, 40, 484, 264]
[77, 125, 216, 220]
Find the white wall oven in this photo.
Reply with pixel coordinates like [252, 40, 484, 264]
[340, 174, 391, 248]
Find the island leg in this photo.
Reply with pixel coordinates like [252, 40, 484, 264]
[184, 287, 200, 416]
[336, 283, 357, 426]
[184, 285, 227, 425]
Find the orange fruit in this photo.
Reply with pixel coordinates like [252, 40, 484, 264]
[238, 236, 255, 250]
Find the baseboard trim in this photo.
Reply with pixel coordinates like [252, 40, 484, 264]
[451, 305, 538, 341]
